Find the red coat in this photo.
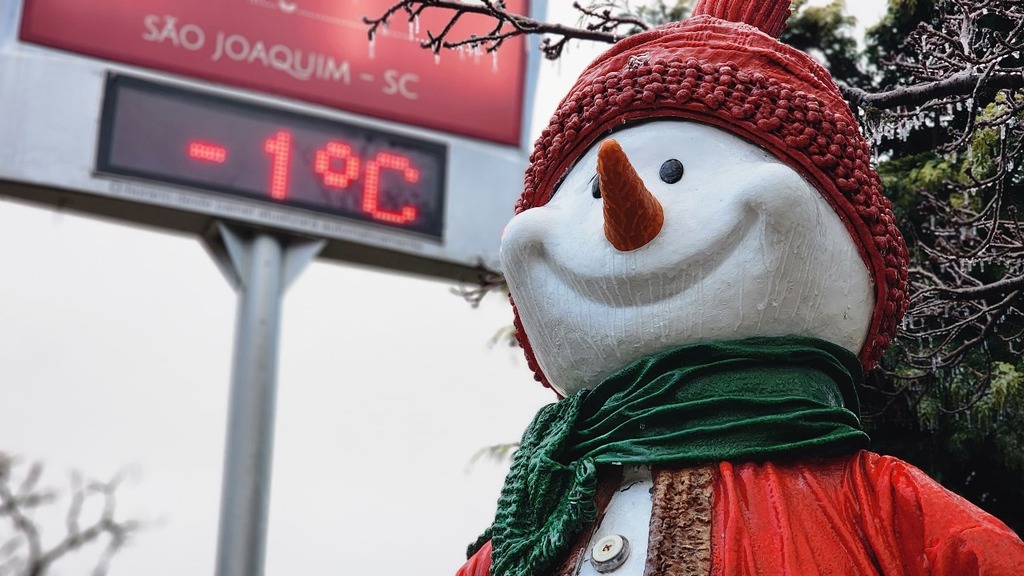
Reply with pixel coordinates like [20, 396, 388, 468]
[459, 451, 1024, 575]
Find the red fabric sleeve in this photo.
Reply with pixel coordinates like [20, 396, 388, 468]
[876, 455, 1024, 575]
[457, 540, 492, 576]
[711, 451, 1024, 575]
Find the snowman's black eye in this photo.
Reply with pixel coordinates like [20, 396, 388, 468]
[590, 175, 601, 199]
[659, 159, 684, 184]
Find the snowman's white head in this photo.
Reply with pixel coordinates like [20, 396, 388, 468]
[506, 0, 909, 394]
[502, 121, 874, 396]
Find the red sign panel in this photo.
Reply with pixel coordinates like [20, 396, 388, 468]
[19, 0, 528, 145]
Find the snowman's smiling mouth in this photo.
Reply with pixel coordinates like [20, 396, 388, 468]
[542, 205, 760, 308]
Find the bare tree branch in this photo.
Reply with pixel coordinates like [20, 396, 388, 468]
[937, 275, 1024, 300]
[451, 267, 507, 309]
[0, 455, 139, 576]
[839, 71, 1024, 110]
[363, 1, 633, 60]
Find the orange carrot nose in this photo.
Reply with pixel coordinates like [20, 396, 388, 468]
[598, 139, 664, 251]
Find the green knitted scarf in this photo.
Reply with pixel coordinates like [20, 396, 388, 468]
[475, 336, 868, 576]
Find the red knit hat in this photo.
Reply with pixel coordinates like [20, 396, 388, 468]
[512, 0, 910, 389]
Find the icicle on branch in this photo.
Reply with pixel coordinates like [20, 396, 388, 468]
[363, 1, 647, 60]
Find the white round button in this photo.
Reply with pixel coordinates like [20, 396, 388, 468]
[591, 534, 630, 572]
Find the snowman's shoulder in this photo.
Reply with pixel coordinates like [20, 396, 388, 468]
[852, 451, 1021, 537]
[827, 451, 1024, 573]
[710, 453, 1022, 574]
[456, 540, 492, 576]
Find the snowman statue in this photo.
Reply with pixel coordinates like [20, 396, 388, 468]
[458, 0, 1024, 575]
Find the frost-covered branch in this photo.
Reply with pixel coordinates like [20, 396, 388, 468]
[363, 1, 642, 59]
[839, 71, 1024, 111]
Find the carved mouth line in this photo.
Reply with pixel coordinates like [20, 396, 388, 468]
[544, 207, 758, 308]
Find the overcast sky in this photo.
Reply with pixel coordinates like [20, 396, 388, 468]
[0, 2, 886, 575]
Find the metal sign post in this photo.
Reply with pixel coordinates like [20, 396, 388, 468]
[0, 1, 545, 573]
[203, 222, 324, 576]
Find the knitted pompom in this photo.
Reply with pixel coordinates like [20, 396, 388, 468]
[691, 0, 792, 38]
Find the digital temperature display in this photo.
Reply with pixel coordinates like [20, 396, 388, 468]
[97, 75, 447, 238]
